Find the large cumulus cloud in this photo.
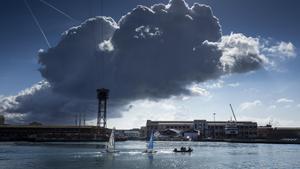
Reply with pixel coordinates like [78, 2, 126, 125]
[0, 0, 296, 124]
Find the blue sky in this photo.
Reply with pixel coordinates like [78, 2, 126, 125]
[0, 0, 299, 128]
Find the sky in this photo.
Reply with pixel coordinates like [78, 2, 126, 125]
[0, 0, 300, 129]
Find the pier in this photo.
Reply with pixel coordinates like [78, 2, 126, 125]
[0, 125, 109, 142]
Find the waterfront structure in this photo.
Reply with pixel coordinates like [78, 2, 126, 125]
[123, 129, 140, 139]
[146, 120, 257, 139]
[194, 120, 257, 139]
[0, 125, 108, 141]
[115, 128, 141, 140]
[155, 129, 187, 141]
[257, 125, 300, 139]
[182, 129, 199, 141]
[140, 126, 147, 138]
[257, 124, 273, 139]
[146, 120, 193, 132]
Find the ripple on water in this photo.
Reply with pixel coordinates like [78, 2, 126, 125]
[0, 141, 300, 169]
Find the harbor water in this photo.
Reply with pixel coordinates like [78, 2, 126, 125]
[0, 141, 300, 169]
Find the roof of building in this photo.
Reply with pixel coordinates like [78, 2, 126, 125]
[148, 121, 193, 124]
[274, 127, 300, 130]
[147, 120, 256, 125]
[157, 123, 192, 125]
[207, 121, 256, 123]
[0, 125, 102, 129]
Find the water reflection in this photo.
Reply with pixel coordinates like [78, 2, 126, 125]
[147, 153, 154, 161]
[0, 141, 299, 169]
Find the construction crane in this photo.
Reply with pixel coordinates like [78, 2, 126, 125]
[229, 104, 237, 122]
[225, 104, 239, 135]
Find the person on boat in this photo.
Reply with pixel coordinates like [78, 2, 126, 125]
[174, 146, 192, 152]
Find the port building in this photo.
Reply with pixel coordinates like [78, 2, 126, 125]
[0, 125, 108, 141]
[146, 120, 257, 140]
[257, 125, 300, 140]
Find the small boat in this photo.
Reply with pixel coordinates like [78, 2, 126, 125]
[143, 131, 157, 153]
[106, 127, 119, 153]
[173, 147, 193, 153]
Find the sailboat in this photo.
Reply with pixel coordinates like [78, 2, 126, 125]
[143, 131, 157, 153]
[106, 127, 119, 153]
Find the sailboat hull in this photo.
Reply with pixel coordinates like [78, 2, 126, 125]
[106, 149, 120, 153]
[143, 149, 157, 154]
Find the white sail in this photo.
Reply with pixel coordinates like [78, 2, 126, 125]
[107, 130, 115, 150]
[147, 132, 154, 151]
[143, 131, 157, 153]
[106, 128, 118, 153]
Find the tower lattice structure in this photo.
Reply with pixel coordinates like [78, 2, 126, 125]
[97, 88, 109, 128]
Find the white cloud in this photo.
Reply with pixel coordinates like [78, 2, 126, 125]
[276, 98, 294, 103]
[205, 80, 224, 89]
[264, 41, 296, 59]
[99, 40, 114, 52]
[204, 80, 240, 89]
[228, 82, 240, 87]
[3, 113, 26, 123]
[284, 105, 292, 109]
[210, 33, 270, 73]
[297, 104, 300, 108]
[138, 100, 176, 111]
[108, 99, 181, 129]
[2, 0, 296, 125]
[209, 33, 296, 73]
[188, 84, 210, 96]
[0, 81, 102, 124]
[268, 105, 277, 109]
[238, 116, 296, 127]
[239, 100, 262, 111]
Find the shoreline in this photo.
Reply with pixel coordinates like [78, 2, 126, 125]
[199, 139, 300, 145]
[0, 139, 299, 145]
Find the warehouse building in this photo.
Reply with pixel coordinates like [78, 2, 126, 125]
[0, 125, 108, 141]
[146, 120, 257, 140]
[257, 125, 300, 139]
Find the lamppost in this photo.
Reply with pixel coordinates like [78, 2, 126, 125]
[213, 113, 216, 122]
[213, 113, 216, 139]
